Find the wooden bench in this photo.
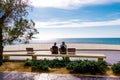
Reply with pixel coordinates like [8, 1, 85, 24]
[50, 48, 76, 54]
[3, 53, 106, 61]
[26, 48, 35, 54]
[67, 48, 76, 54]
[50, 48, 58, 54]
[59, 48, 67, 54]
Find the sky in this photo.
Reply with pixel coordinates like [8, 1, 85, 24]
[28, 0, 120, 40]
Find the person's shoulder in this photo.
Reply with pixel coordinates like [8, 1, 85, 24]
[61, 45, 65, 48]
[52, 46, 58, 48]
[65, 45, 67, 47]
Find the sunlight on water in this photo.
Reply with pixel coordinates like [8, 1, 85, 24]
[31, 37, 57, 43]
[33, 34, 58, 42]
[39, 37, 55, 41]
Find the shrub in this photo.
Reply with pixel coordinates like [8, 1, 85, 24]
[29, 59, 70, 70]
[66, 61, 79, 72]
[31, 60, 49, 71]
[24, 59, 107, 74]
[3, 59, 9, 62]
[49, 59, 70, 68]
[66, 60, 107, 74]
[112, 62, 120, 74]
[24, 59, 33, 66]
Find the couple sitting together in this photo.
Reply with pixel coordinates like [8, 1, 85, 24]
[51, 41, 67, 54]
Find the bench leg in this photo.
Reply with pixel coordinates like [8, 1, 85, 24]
[32, 55, 37, 60]
[4, 55, 9, 60]
[98, 58, 103, 61]
[62, 56, 70, 61]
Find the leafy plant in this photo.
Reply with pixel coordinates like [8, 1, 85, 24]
[66, 60, 107, 74]
[31, 60, 49, 71]
[49, 59, 70, 68]
[112, 62, 120, 74]
[0, 0, 38, 65]
[24, 59, 33, 66]
[24, 59, 107, 74]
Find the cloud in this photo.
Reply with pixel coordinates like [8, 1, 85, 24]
[35, 19, 120, 28]
[30, 0, 120, 9]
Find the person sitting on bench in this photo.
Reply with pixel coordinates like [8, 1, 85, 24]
[60, 41, 67, 54]
[51, 42, 58, 54]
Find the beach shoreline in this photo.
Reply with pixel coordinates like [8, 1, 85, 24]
[4, 43, 120, 51]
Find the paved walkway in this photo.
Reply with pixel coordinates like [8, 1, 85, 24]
[0, 72, 120, 80]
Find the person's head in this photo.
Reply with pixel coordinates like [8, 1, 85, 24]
[62, 41, 65, 45]
[54, 42, 57, 45]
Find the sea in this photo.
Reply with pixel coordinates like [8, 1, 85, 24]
[29, 38, 120, 45]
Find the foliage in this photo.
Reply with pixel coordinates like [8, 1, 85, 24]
[112, 62, 120, 74]
[24, 59, 108, 74]
[31, 60, 49, 71]
[24, 59, 33, 66]
[66, 61, 79, 72]
[66, 60, 107, 74]
[0, 0, 38, 65]
[48, 58, 70, 68]
[0, 0, 38, 44]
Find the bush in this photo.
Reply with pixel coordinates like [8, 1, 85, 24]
[49, 59, 70, 68]
[66, 60, 107, 74]
[24, 59, 107, 74]
[31, 59, 49, 71]
[66, 61, 80, 72]
[24, 59, 33, 66]
[112, 62, 120, 74]
[26, 59, 70, 70]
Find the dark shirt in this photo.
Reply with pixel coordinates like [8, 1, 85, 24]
[61, 45, 65, 49]
[52, 46, 58, 48]
[52, 46, 58, 54]
[60, 45, 67, 54]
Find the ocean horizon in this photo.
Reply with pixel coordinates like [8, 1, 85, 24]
[27, 38, 120, 45]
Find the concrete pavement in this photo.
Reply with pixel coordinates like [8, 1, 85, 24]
[0, 72, 120, 80]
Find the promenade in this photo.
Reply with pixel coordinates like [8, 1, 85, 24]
[3, 43, 120, 64]
[0, 72, 120, 80]
[1, 44, 120, 80]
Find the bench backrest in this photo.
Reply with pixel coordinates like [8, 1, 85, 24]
[26, 48, 34, 54]
[50, 47, 76, 54]
[59, 48, 67, 54]
[67, 48, 76, 54]
[50, 48, 58, 54]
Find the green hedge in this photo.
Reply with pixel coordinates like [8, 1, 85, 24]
[24, 59, 33, 66]
[112, 62, 120, 74]
[31, 59, 49, 71]
[48, 59, 70, 68]
[66, 60, 107, 74]
[24, 59, 107, 74]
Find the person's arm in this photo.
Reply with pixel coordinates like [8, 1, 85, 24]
[65, 45, 67, 48]
[60, 45, 62, 48]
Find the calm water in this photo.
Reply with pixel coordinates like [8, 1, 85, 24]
[30, 38, 120, 45]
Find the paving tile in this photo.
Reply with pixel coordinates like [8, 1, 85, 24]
[0, 72, 120, 80]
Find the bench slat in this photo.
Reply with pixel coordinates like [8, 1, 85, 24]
[3, 53, 106, 61]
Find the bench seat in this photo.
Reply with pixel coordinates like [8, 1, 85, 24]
[3, 53, 106, 61]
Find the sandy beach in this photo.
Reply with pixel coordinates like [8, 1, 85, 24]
[4, 43, 120, 51]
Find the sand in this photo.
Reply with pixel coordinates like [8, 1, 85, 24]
[4, 43, 120, 51]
